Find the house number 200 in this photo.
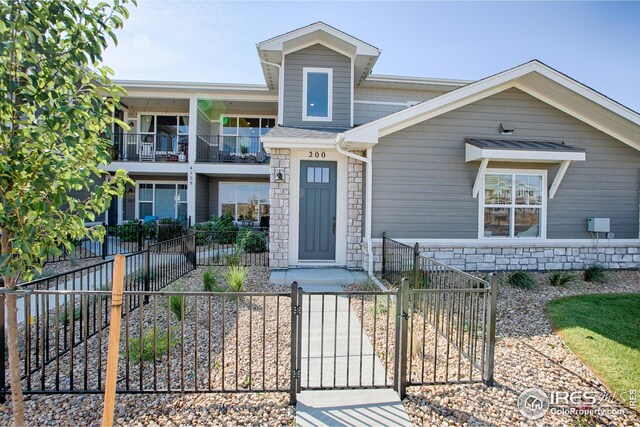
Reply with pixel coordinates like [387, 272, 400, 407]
[308, 151, 326, 158]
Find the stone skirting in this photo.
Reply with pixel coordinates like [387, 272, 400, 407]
[268, 149, 290, 269]
[365, 240, 640, 272]
[346, 153, 364, 268]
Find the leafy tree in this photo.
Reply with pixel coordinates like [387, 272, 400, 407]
[0, 0, 134, 424]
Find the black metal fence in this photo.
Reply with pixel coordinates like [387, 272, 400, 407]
[45, 221, 190, 264]
[1, 233, 198, 396]
[195, 135, 269, 164]
[381, 233, 497, 394]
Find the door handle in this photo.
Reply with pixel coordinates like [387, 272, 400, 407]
[332, 217, 336, 235]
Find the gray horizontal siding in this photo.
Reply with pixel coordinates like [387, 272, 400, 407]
[283, 44, 351, 129]
[195, 174, 210, 223]
[197, 108, 210, 136]
[372, 88, 640, 239]
[354, 103, 405, 126]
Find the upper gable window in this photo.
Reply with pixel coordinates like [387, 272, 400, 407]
[303, 67, 332, 121]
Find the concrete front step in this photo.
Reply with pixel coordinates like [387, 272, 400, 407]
[269, 268, 369, 288]
[296, 389, 412, 427]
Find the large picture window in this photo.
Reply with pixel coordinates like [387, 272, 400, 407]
[220, 116, 275, 154]
[481, 171, 545, 238]
[138, 183, 188, 221]
[219, 183, 270, 226]
[139, 114, 189, 155]
[303, 67, 332, 121]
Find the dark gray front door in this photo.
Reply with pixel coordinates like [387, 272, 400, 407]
[299, 161, 337, 260]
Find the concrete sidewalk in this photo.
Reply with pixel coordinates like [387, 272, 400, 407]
[270, 268, 369, 287]
[296, 289, 412, 426]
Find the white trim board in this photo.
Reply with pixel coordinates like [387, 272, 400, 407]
[288, 149, 348, 267]
[340, 60, 640, 152]
[370, 238, 640, 248]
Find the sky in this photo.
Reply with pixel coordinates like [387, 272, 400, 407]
[102, 1, 640, 112]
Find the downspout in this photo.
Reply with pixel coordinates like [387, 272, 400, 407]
[335, 135, 374, 275]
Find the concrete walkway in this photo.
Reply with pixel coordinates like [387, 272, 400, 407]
[296, 286, 412, 426]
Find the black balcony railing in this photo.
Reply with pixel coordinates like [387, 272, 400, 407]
[196, 135, 269, 164]
[110, 134, 189, 162]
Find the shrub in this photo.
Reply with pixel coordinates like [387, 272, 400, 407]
[194, 222, 214, 246]
[117, 220, 141, 242]
[203, 268, 224, 292]
[128, 328, 177, 363]
[584, 265, 607, 283]
[157, 218, 183, 242]
[236, 228, 266, 253]
[223, 247, 243, 267]
[507, 271, 537, 289]
[548, 271, 577, 287]
[213, 212, 238, 244]
[169, 295, 185, 321]
[225, 266, 248, 293]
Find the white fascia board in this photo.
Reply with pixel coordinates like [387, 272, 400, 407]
[124, 89, 277, 103]
[115, 80, 270, 91]
[366, 74, 471, 87]
[105, 162, 189, 174]
[258, 22, 380, 57]
[465, 145, 586, 162]
[261, 137, 337, 151]
[343, 60, 640, 150]
[193, 164, 269, 175]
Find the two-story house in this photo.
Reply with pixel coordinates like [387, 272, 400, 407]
[105, 22, 640, 273]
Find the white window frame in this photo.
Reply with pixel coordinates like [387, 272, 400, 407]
[137, 113, 190, 154]
[302, 67, 333, 122]
[135, 181, 188, 220]
[479, 169, 547, 239]
[218, 115, 277, 154]
[218, 182, 270, 224]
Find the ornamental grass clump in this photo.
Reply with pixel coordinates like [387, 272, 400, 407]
[547, 270, 577, 287]
[225, 266, 248, 293]
[507, 270, 537, 289]
[584, 265, 607, 283]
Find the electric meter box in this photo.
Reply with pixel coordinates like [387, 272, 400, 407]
[587, 218, 610, 233]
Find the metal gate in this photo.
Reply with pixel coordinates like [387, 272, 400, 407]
[291, 286, 400, 393]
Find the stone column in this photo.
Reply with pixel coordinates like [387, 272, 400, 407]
[347, 153, 364, 269]
[269, 149, 290, 269]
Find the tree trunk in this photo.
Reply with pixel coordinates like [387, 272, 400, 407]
[5, 277, 25, 426]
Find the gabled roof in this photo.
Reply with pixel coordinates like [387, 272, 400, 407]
[256, 22, 381, 90]
[339, 60, 640, 152]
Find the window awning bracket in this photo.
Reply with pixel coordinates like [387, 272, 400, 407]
[548, 160, 571, 199]
[472, 158, 489, 198]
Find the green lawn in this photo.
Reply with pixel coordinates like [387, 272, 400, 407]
[545, 293, 640, 405]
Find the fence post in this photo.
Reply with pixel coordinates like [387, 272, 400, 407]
[137, 220, 143, 252]
[381, 232, 386, 276]
[290, 281, 300, 405]
[484, 274, 498, 386]
[102, 254, 125, 427]
[143, 249, 151, 298]
[0, 277, 5, 403]
[413, 242, 420, 289]
[102, 222, 108, 260]
[190, 233, 197, 268]
[397, 277, 410, 399]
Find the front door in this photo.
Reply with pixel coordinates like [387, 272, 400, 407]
[299, 161, 337, 260]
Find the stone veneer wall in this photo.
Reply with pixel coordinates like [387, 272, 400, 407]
[346, 153, 364, 268]
[269, 149, 290, 269]
[365, 241, 640, 272]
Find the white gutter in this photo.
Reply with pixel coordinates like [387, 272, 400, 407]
[260, 59, 284, 125]
[335, 135, 374, 275]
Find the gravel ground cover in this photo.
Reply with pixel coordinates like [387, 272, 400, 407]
[0, 266, 295, 426]
[372, 270, 640, 426]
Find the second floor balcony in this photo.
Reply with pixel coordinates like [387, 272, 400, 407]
[196, 135, 270, 164]
[110, 133, 189, 162]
